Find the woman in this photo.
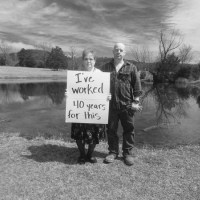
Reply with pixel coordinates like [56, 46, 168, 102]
[66, 49, 110, 164]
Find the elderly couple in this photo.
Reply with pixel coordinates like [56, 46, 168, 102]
[67, 43, 142, 166]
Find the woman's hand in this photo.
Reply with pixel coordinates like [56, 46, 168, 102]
[107, 94, 112, 101]
[65, 89, 69, 97]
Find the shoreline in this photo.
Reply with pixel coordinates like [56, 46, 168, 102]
[1, 66, 200, 84]
[0, 77, 67, 83]
[0, 66, 67, 83]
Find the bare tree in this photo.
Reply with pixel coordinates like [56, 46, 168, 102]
[178, 44, 193, 64]
[132, 46, 153, 63]
[0, 40, 12, 65]
[68, 46, 77, 70]
[158, 28, 183, 64]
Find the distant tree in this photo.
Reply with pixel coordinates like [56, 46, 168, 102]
[154, 52, 181, 83]
[25, 53, 36, 67]
[0, 56, 6, 65]
[9, 52, 19, 66]
[178, 44, 193, 64]
[46, 46, 68, 70]
[17, 48, 36, 67]
[140, 71, 146, 79]
[67, 46, 78, 70]
[34, 42, 52, 68]
[0, 40, 12, 65]
[17, 48, 26, 66]
[97, 57, 112, 69]
[175, 64, 200, 81]
[175, 66, 191, 79]
[190, 65, 200, 80]
[165, 52, 180, 70]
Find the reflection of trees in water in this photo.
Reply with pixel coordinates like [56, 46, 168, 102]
[175, 87, 190, 100]
[142, 83, 200, 124]
[46, 82, 66, 105]
[0, 82, 67, 105]
[190, 85, 200, 108]
[190, 87, 200, 98]
[19, 83, 47, 101]
[19, 82, 66, 105]
[197, 96, 200, 108]
[0, 84, 9, 103]
[0, 84, 20, 104]
[19, 84, 31, 100]
[154, 84, 183, 124]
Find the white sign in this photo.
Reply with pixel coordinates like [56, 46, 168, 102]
[65, 70, 110, 124]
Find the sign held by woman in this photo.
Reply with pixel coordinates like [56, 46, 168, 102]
[65, 70, 110, 124]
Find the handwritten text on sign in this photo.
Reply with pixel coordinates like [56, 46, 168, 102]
[65, 70, 110, 124]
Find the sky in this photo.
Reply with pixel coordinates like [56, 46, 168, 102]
[0, 0, 200, 62]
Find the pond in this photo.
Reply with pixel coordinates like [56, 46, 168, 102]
[0, 81, 200, 146]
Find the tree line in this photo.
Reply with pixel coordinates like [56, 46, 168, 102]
[0, 42, 69, 70]
[0, 41, 112, 71]
[1, 27, 200, 82]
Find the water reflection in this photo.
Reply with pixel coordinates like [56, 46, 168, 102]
[0, 81, 200, 146]
[141, 84, 197, 124]
[46, 83, 66, 105]
[0, 82, 66, 105]
[0, 82, 68, 141]
[136, 83, 200, 146]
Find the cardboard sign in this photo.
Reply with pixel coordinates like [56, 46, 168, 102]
[65, 70, 110, 124]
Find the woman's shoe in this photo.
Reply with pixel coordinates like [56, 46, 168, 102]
[76, 140, 86, 164]
[87, 143, 97, 163]
[77, 156, 86, 164]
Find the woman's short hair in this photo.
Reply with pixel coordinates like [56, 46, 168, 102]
[82, 49, 96, 60]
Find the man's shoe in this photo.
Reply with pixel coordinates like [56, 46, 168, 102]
[124, 155, 135, 166]
[104, 153, 117, 163]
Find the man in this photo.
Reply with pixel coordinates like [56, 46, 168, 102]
[101, 43, 142, 166]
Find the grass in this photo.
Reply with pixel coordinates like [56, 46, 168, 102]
[0, 66, 67, 83]
[1, 133, 200, 200]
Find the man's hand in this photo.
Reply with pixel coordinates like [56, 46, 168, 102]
[131, 102, 142, 112]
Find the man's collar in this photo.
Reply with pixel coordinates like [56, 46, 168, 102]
[111, 59, 130, 66]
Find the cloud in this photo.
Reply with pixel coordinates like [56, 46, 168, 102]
[0, 0, 199, 61]
[7, 41, 35, 51]
[169, 0, 200, 50]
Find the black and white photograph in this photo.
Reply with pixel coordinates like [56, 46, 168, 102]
[0, 0, 200, 199]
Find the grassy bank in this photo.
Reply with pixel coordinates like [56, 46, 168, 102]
[0, 66, 67, 83]
[0, 133, 200, 200]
